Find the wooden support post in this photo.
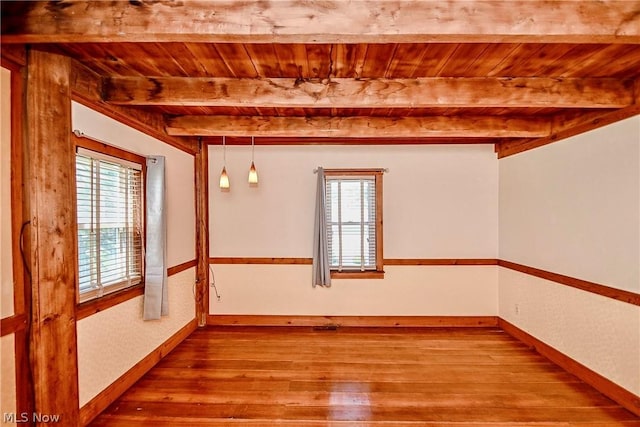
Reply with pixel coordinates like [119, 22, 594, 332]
[25, 49, 79, 426]
[194, 138, 209, 327]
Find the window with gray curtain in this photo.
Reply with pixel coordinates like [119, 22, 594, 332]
[75, 146, 144, 303]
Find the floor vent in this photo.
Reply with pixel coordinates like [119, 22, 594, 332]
[313, 324, 339, 331]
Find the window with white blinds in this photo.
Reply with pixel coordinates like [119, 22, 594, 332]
[325, 171, 383, 274]
[76, 147, 144, 302]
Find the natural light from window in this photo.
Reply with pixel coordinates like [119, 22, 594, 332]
[76, 150, 143, 302]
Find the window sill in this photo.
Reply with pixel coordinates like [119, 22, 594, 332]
[331, 271, 385, 279]
[77, 284, 144, 320]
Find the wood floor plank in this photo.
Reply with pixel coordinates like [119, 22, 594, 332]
[156, 355, 562, 370]
[118, 389, 618, 409]
[96, 400, 638, 422]
[141, 366, 578, 383]
[89, 327, 639, 426]
[91, 418, 640, 427]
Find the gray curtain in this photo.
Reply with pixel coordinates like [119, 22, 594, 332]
[143, 156, 169, 320]
[312, 167, 331, 287]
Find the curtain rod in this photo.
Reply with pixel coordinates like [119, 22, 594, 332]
[73, 129, 156, 163]
[73, 129, 112, 146]
[313, 167, 389, 174]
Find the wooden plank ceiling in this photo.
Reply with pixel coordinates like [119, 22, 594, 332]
[2, 1, 640, 150]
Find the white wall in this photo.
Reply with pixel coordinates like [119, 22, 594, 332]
[211, 264, 497, 315]
[499, 268, 640, 395]
[1, 335, 16, 426]
[499, 115, 640, 395]
[499, 116, 639, 292]
[209, 144, 499, 315]
[1, 66, 13, 318]
[72, 103, 196, 406]
[0, 65, 17, 424]
[72, 103, 196, 267]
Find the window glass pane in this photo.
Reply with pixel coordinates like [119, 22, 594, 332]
[77, 228, 96, 292]
[327, 180, 339, 222]
[76, 150, 143, 302]
[325, 175, 378, 271]
[340, 223, 363, 267]
[340, 180, 362, 223]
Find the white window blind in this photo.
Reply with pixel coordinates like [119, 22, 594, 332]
[325, 177, 377, 271]
[76, 148, 143, 302]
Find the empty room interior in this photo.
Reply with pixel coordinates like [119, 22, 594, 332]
[1, 1, 640, 426]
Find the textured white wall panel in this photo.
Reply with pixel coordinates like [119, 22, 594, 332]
[209, 265, 498, 316]
[1, 66, 14, 318]
[1, 334, 16, 425]
[499, 268, 640, 395]
[77, 269, 195, 406]
[1, 66, 17, 427]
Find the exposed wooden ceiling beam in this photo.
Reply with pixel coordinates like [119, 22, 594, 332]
[2, 1, 639, 44]
[70, 61, 198, 155]
[165, 115, 549, 138]
[104, 77, 634, 109]
[497, 104, 640, 158]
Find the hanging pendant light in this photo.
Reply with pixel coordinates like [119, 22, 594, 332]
[248, 136, 258, 185]
[219, 136, 230, 190]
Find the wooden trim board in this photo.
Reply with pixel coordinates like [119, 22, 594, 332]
[499, 260, 640, 306]
[210, 257, 498, 266]
[167, 259, 197, 277]
[499, 318, 640, 417]
[208, 258, 638, 305]
[0, 313, 27, 336]
[76, 286, 145, 320]
[206, 315, 498, 328]
[210, 257, 312, 265]
[79, 319, 198, 426]
[386, 258, 498, 266]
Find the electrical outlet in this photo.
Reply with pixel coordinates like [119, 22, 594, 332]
[514, 303, 520, 315]
[216, 296, 222, 303]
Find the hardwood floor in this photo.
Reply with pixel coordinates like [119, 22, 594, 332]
[89, 327, 639, 426]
